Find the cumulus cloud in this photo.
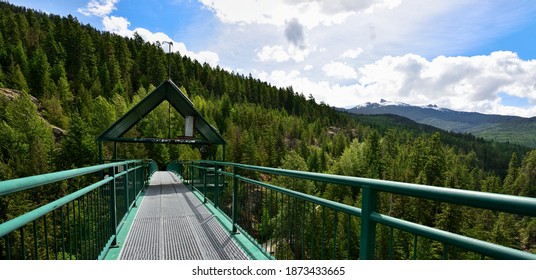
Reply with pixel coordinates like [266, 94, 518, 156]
[322, 62, 358, 79]
[257, 44, 311, 63]
[257, 52, 536, 117]
[102, 16, 133, 37]
[285, 0, 401, 15]
[257, 45, 291, 62]
[78, 0, 119, 17]
[260, 69, 366, 107]
[199, 0, 399, 28]
[356, 51, 536, 116]
[340, 48, 364, 59]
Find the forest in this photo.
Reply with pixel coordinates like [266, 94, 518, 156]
[0, 2, 535, 259]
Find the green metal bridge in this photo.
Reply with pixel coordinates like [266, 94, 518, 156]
[1, 159, 536, 260]
[1, 80, 536, 260]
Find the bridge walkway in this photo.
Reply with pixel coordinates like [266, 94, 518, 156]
[118, 171, 248, 260]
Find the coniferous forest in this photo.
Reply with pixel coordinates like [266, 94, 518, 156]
[0, 2, 535, 259]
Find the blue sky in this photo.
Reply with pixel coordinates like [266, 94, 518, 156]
[9, 0, 536, 117]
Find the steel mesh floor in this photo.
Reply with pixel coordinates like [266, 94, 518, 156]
[119, 171, 248, 260]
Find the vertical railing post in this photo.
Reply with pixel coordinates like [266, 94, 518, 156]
[143, 161, 148, 188]
[110, 166, 118, 247]
[232, 166, 238, 234]
[359, 187, 378, 259]
[124, 162, 129, 212]
[133, 164, 137, 207]
[189, 163, 194, 190]
[214, 163, 220, 208]
[203, 164, 207, 203]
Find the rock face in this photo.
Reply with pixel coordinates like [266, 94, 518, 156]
[0, 88, 41, 109]
[0, 87, 66, 143]
[51, 126, 66, 143]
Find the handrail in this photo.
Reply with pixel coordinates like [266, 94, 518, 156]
[239, 176, 362, 218]
[0, 159, 154, 260]
[0, 160, 142, 196]
[369, 212, 536, 260]
[0, 176, 115, 237]
[184, 160, 536, 260]
[194, 160, 536, 217]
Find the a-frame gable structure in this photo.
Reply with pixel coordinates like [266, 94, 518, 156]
[97, 80, 225, 159]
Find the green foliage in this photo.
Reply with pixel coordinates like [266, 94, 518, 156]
[56, 112, 96, 169]
[28, 48, 52, 97]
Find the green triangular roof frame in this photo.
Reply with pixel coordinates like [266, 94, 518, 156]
[97, 80, 226, 145]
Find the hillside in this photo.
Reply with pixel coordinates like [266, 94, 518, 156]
[342, 100, 536, 148]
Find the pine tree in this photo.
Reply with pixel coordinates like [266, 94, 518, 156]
[503, 152, 519, 195]
[56, 112, 96, 169]
[28, 48, 52, 97]
[364, 130, 382, 179]
[6, 62, 29, 92]
[423, 132, 445, 186]
[512, 150, 536, 197]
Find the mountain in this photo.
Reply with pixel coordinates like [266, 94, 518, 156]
[341, 100, 536, 148]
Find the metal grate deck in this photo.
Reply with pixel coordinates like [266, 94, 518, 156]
[119, 171, 248, 260]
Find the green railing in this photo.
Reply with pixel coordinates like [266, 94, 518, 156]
[173, 160, 536, 260]
[0, 160, 154, 260]
[166, 161, 183, 178]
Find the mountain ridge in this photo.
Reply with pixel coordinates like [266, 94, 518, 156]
[339, 100, 536, 148]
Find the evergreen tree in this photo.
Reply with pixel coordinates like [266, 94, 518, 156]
[56, 112, 96, 169]
[6, 62, 29, 92]
[513, 150, 536, 197]
[422, 132, 445, 186]
[503, 152, 519, 195]
[363, 130, 383, 179]
[28, 48, 52, 97]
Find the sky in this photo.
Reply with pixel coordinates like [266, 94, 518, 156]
[8, 0, 536, 117]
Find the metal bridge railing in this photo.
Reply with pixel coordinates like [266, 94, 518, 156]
[0, 160, 155, 260]
[171, 160, 536, 260]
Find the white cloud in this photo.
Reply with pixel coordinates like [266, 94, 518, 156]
[255, 52, 536, 117]
[322, 62, 358, 79]
[257, 45, 291, 62]
[258, 69, 366, 106]
[256, 45, 312, 63]
[304, 64, 313, 71]
[288, 45, 312, 62]
[102, 16, 133, 37]
[356, 51, 536, 116]
[340, 48, 364, 59]
[271, 69, 302, 83]
[78, 0, 119, 17]
[199, 0, 399, 28]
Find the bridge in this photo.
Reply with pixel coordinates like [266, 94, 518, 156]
[1, 80, 536, 260]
